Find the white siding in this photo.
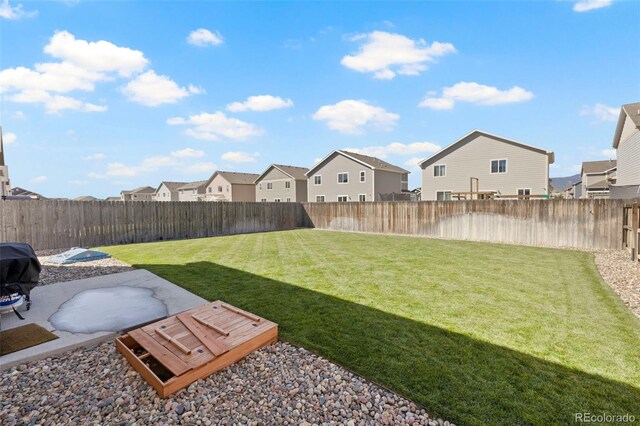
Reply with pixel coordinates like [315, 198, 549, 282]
[616, 129, 640, 186]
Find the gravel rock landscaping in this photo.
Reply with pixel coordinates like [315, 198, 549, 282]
[593, 249, 640, 319]
[0, 341, 446, 426]
[37, 253, 133, 286]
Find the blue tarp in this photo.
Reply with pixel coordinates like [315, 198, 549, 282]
[47, 248, 111, 264]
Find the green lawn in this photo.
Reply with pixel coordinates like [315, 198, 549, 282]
[103, 230, 640, 425]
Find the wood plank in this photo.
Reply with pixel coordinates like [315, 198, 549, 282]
[128, 329, 191, 376]
[192, 315, 230, 336]
[220, 302, 261, 322]
[155, 327, 192, 355]
[176, 312, 231, 356]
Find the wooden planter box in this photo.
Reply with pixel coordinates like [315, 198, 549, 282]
[116, 300, 277, 397]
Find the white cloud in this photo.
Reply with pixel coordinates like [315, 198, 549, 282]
[187, 29, 224, 47]
[83, 153, 106, 160]
[12, 111, 26, 120]
[168, 112, 263, 141]
[87, 172, 107, 179]
[0, 0, 37, 20]
[313, 100, 399, 134]
[419, 82, 534, 110]
[44, 30, 148, 77]
[580, 103, 619, 123]
[221, 151, 259, 163]
[122, 71, 194, 106]
[0, 63, 108, 94]
[184, 162, 217, 175]
[69, 179, 88, 186]
[345, 141, 441, 159]
[9, 90, 107, 113]
[188, 84, 205, 94]
[341, 31, 456, 80]
[31, 175, 48, 184]
[573, 0, 613, 12]
[4, 132, 17, 144]
[226, 95, 294, 112]
[404, 157, 425, 172]
[600, 148, 616, 158]
[170, 148, 205, 158]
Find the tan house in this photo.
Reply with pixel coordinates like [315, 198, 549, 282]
[576, 160, 617, 199]
[0, 127, 11, 198]
[74, 196, 100, 201]
[255, 164, 309, 202]
[153, 181, 187, 202]
[178, 180, 208, 202]
[105, 196, 121, 201]
[610, 102, 640, 199]
[204, 171, 259, 202]
[306, 150, 409, 202]
[419, 130, 554, 200]
[121, 186, 155, 201]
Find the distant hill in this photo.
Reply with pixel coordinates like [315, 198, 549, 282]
[551, 174, 580, 191]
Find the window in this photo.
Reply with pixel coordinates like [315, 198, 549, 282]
[226, 185, 230, 192]
[358, 194, 366, 202]
[286, 198, 291, 202]
[261, 198, 267, 202]
[518, 188, 531, 197]
[217, 186, 223, 192]
[274, 198, 281, 202]
[285, 181, 291, 189]
[338, 172, 348, 184]
[314, 175, 322, 185]
[360, 171, 366, 182]
[259, 183, 262, 190]
[192, 189, 196, 194]
[337, 195, 348, 202]
[436, 191, 452, 201]
[267, 182, 273, 190]
[491, 159, 507, 174]
[208, 187, 212, 193]
[316, 195, 325, 202]
[434, 164, 446, 177]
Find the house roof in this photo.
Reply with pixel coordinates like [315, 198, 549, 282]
[74, 196, 99, 201]
[105, 196, 121, 201]
[612, 102, 640, 148]
[10, 187, 43, 198]
[306, 150, 410, 176]
[417, 130, 555, 167]
[581, 160, 617, 174]
[131, 186, 155, 194]
[178, 180, 209, 190]
[156, 181, 189, 192]
[255, 164, 309, 183]
[212, 171, 260, 185]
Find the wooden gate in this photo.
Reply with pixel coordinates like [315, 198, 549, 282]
[622, 203, 640, 262]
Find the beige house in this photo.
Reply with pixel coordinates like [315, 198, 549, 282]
[74, 196, 100, 201]
[610, 102, 640, 199]
[419, 130, 554, 200]
[255, 164, 309, 202]
[121, 186, 155, 201]
[0, 127, 11, 198]
[153, 181, 187, 202]
[576, 160, 617, 199]
[178, 180, 208, 202]
[105, 196, 121, 201]
[204, 171, 259, 202]
[306, 150, 409, 202]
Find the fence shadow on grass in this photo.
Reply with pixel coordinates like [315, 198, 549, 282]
[133, 261, 640, 426]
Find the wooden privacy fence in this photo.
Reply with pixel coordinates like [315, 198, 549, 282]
[622, 203, 640, 261]
[0, 200, 309, 250]
[301, 199, 632, 250]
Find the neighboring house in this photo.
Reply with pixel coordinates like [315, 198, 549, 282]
[74, 196, 100, 201]
[255, 164, 309, 202]
[306, 150, 409, 202]
[204, 171, 259, 202]
[121, 186, 155, 201]
[573, 180, 582, 199]
[153, 181, 188, 202]
[610, 102, 640, 199]
[576, 160, 617, 199]
[105, 196, 121, 201]
[418, 130, 554, 200]
[178, 180, 209, 201]
[9, 187, 44, 199]
[410, 188, 422, 201]
[0, 127, 10, 198]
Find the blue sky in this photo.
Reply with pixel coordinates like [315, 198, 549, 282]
[1, 0, 639, 198]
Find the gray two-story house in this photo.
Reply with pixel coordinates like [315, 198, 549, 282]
[419, 130, 554, 200]
[255, 164, 309, 202]
[610, 102, 640, 199]
[153, 182, 187, 202]
[204, 171, 259, 202]
[306, 150, 409, 202]
[121, 186, 155, 201]
[576, 160, 617, 199]
[178, 180, 208, 202]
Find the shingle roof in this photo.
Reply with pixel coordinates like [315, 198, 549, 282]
[178, 180, 209, 190]
[306, 150, 410, 176]
[10, 187, 43, 198]
[159, 181, 189, 191]
[581, 160, 616, 174]
[255, 164, 309, 182]
[215, 171, 260, 185]
[74, 196, 99, 201]
[131, 186, 155, 194]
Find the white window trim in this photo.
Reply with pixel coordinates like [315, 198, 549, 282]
[435, 190, 452, 201]
[360, 171, 366, 183]
[490, 159, 508, 174]
[315, 195, 326, 202]
[286, 197, 291, 202]
[313, 175, 322, 186]
[358, 193, 366, 202]
[274, 198, 281, 202]
[337, 172, 349, 184]
[267, 182, 273, 190]
[285, 181, 291, 189]
[433, 164, 446, 178]
[517, 188, 531, 196]
[260, 198, 267, 202]
[337, 195, 349, 202]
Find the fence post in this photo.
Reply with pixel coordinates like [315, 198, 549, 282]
[633, 203, 639, 262]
